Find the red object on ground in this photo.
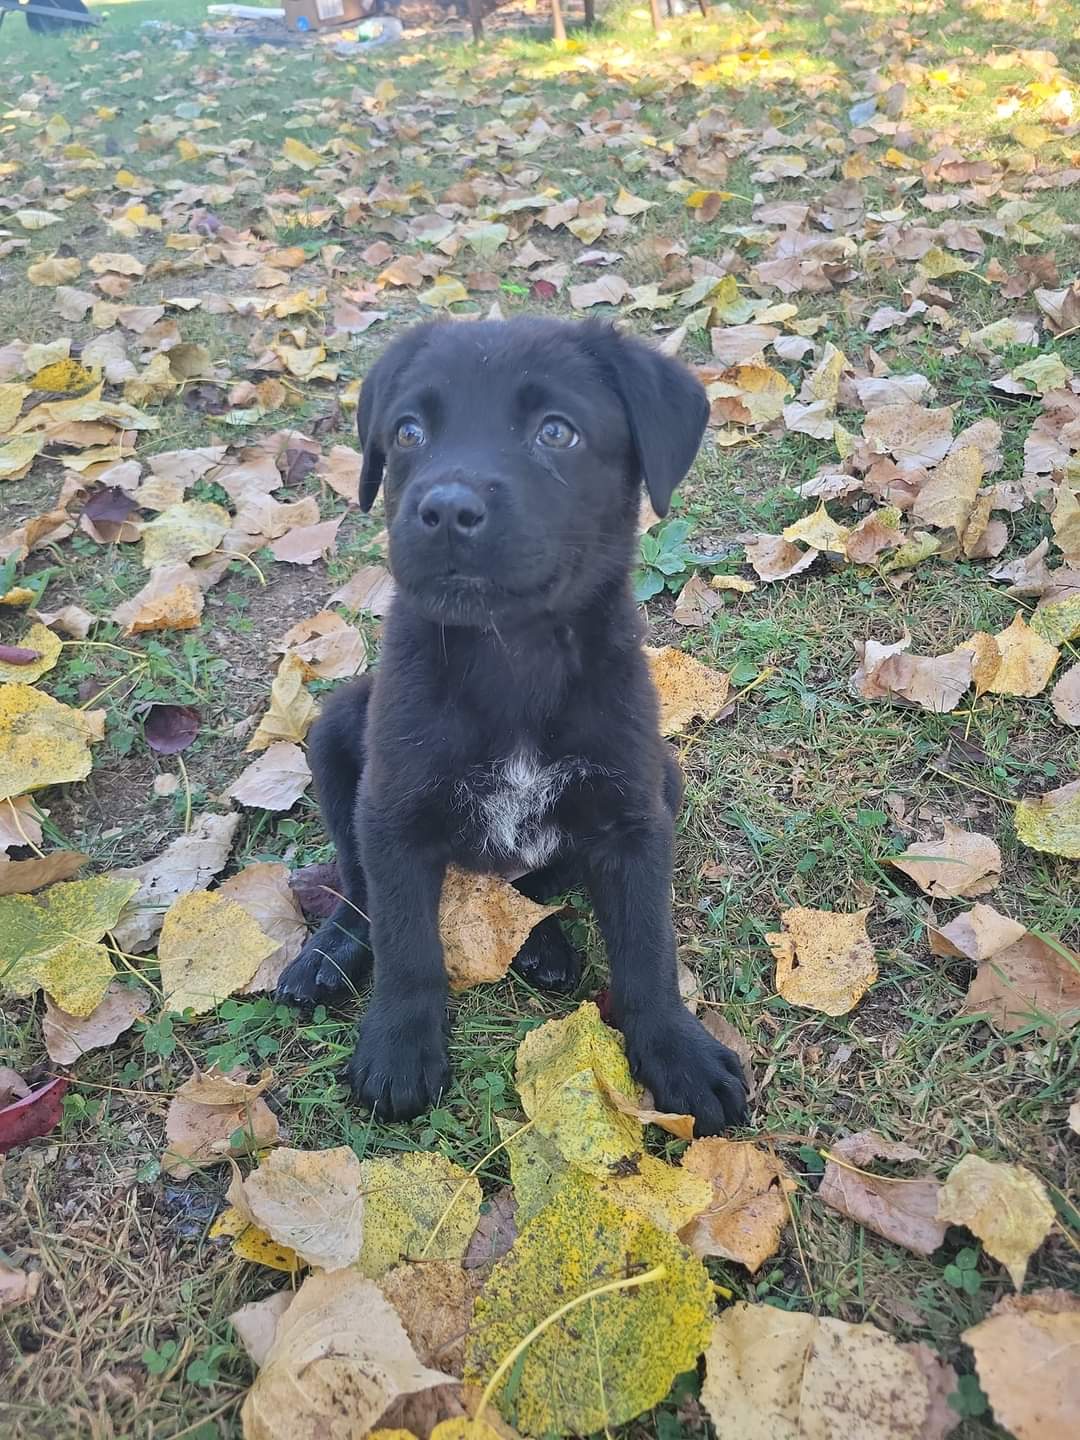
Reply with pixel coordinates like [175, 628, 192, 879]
[0, 1077, 69, 1154]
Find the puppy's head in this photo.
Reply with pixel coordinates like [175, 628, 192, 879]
[357, 317, 708, 628]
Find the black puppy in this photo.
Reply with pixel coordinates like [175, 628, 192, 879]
[277, 318, 748, 1135]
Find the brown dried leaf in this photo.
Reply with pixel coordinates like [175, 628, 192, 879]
[1050, 663, 1080, 724]
[852, 637, 973, 713]
[961, 930, 1080, 1036]
[439, 867, 559, 991]
[679, 1139, 796, 1270]
[379, 1261, 475, 1377]
[270, 516, 342, 565]
[644, 646, 730, 735]
[963, 1290, 1080, 1440]
[0, 849, 87, 896]
[863, 403, 955, 473]
[226, 742, 312, 811]
[331, 564, 397, 615]
[229, 1145, 365, 1271]
[217, 862, 308, 994]
[110, 811, 240, 952]
[42, 981, 150, 1064]
[744, 534, 818, 581]
[887, 822, 1001, 899]
[819, 1132, 946, 1256]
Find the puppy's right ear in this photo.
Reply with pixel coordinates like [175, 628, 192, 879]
[356, 323, 437, 513]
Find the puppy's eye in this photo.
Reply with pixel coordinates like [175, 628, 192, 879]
[536, 416, 578, 450]
[395, 419, 425, 449]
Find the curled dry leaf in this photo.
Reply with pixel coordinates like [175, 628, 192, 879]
[702, 1303, 959, 1440]
[111, 563, 204, 634]
[330, 563, 397, 615]
[110, 810, 240, 952]
[766, 906, 877, 1016]
[0, 1076, 68, 1155]
[162, 1068, 280, 1180]
[230, 1291, 293, 1369]
[971, 613, 1060, 698]
[818, 1131, 946, 1257]
[672, 574, 724, 627]
[1014, 776, 1080, 859]
[241, 1269, 453, 1440]
[464, 1170, 713, 1438]
[42, 981, 150, 1065]
[356, 1151, 481, 1279]
[678, 1138, 796, 1270]
[946, 909, 1080, 1036]
[276, 611, 366, 681]
[246, 654, 318, 752]
[226, 741, 312, 811]
[598, 1078, 695, 1142]
[929, 902, 1028, 963]
[887, 822, 1000, 899]
[269, 515, 342, 565]
[963, 1290, 1080, 1440]
[439, 867, 559, 991]
[937, 1154, 1055, 1289]
[852, 637, 973, 713]
[644, 645, 730, 736]
[745, 533, 818, 581]
[143, 702, 200, 755]
[229, 1145, 364, 1271]
[158, 890, 279, 1015]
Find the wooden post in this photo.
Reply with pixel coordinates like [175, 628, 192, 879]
[584, 0, 596, 27]
[648, 0, 662, 30]
[551, 0, 566, 44]
[697, 0, 710, 15]
[468, 0, 483, 42]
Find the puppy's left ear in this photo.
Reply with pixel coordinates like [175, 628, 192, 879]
[356, 322, 438, 513]
[589, 325, 710, 517]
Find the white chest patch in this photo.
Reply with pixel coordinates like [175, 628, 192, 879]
[456, 751, 579, 871]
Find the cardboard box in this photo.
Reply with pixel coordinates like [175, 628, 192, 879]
[282, 0, 372, 32]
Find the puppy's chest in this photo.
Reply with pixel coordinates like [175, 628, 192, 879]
[453, 751, 585, 871]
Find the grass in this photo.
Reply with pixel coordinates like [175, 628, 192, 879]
[1, 0, 1078, 1436]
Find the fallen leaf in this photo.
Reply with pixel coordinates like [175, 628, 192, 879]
[963, 1291, 1080, 1440]
[818, 1132, 946, 1257]
[0, 1076, 69, 1155]
[911, 445, 983, 533]
[270, 516, 342, 565]
[141, 501, 229, 569]
[699, 1011, 758, 1101]
[938, 1155, 1054, 1289]
[597, 1079, 695, 1142]
[230, 1145, 364, 1271]
[247, 655, 318, 751]
[745, 533, 818, 581]
[0, 624, 61, 685]
[42, 981, 150, 1064]
[230, 1292, 293, 1369]
[241, 1269, 453, 1440]
[672, 574, 724, 627]
[143, 702, 200, 755]
[0, 849, 87, 896]
[463, 1189, 518, 1272]
[709, 363, 793, 427]
[1050, 663, 1080, 724]
[0, 1068, 29, 1106]
[217, 862, 308, 993]
[162, 1067, 280, 1180]
[782, 505, 850, 554]
[276, 612, 366, 681]
[0, 683, 103, 801]
[356, 1151, 481, 1279]
[678, 1138, 796, 1270]
[929, 902, 1028, 962]
[569, 275, 630, 308]
[863, 403, 955, 473]
[110, 810, 240, 952]
[111, 564, 204, 634]
[852, 637, 973, 713]
[158, 890, 279, 1015]
[210, 1205, 302, 1273]
[980, 613, 1059, 697]
[439, 867, 559, 991]
[766, 907, 877, 1015]
[0, 1257, 40, 1312]
[887, 822, 1000, 899]
[961, 928, 1080, 1036]
[1015, 777, 1080, 859]
[464, 1171, 713, 1437]
[379, 1260, 475, 1376]
[645, 645, 730, 736]
[226, 741, 312, 811]
[702, 1303, 958, 1440]
[330, 563, 397, 615]
[0, 875, 138, 1016]
[710, 574, 757, 594]
[316, 445, 361, 503]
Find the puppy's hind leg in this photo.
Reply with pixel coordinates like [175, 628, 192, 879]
[511, 861, 581, 993]
[277, 680, 374, 1007]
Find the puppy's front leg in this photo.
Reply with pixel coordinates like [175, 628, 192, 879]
[347, 813, 450, 1121]
[586, 818, 748, 1135]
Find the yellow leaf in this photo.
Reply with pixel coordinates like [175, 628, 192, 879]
[419, 276, 470, 309]
[1050, 483, 1080, 566]
[514, 1001, 642, 1176]
[708, 363, 793, 427]
[980, 613, 1059, 697]
[27, 255, 82, 287]
[439, 867, 560, 990]
[241, 1270, 452, 1440]
[356, 1150, 481, 1279]
[0, 624, 62, 685]
[246, 654, 318, 752]
[781, 504, 850, 554]
[1015, 777, 1080, 859]
[910, 444, 983, 532]
[88, 251, 145, 277]
[158, 890, 279, 1015]
[678, 1138, 797, 1270]
[464, 1171, 713, 1437]
[141, 501, 229, 570]
[28, 358, 97, 396]
[703, 1303, 957, 1440]
[613, 187, 653, 216]
[710, 575, 757, 593]
[209, 1205, 302, 1273]
[938, 1155, 1054, 1289]
[0, 875, 138, 1016]
[766, 906, 877, 1015]
[0, 683, 102, 801]
[228, 1145, 363, 1271]
[282, 136, 324, 171]
[918, 245, 974, 278]
[644, 645, 730, 736]
[0, 436, 44, 481]
[1031, 592, 1080, 647]
[963, 1291, 1080, 1440]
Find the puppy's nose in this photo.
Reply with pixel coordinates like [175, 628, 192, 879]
[417, 482, 487, 537]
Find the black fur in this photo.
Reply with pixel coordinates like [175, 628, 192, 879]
[277, 318, 748, 1134]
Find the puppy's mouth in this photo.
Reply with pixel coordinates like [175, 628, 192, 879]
[403, 568, 560, 623]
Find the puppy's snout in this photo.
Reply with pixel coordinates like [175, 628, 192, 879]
[416, 481, 487, 538]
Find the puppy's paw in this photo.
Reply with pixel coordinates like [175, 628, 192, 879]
[276, 914, 370, 1008]
[346, 1000, 450, 1121]
[621, 1007, 748, 1136]
[513, 917, 581, 993]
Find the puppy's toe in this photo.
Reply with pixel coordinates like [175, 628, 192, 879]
[622, 1008, 749, 1136]
[513, 917, 581, 993]
[276, 920, 370, 1008]
[346, 1002, 450, 1121]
